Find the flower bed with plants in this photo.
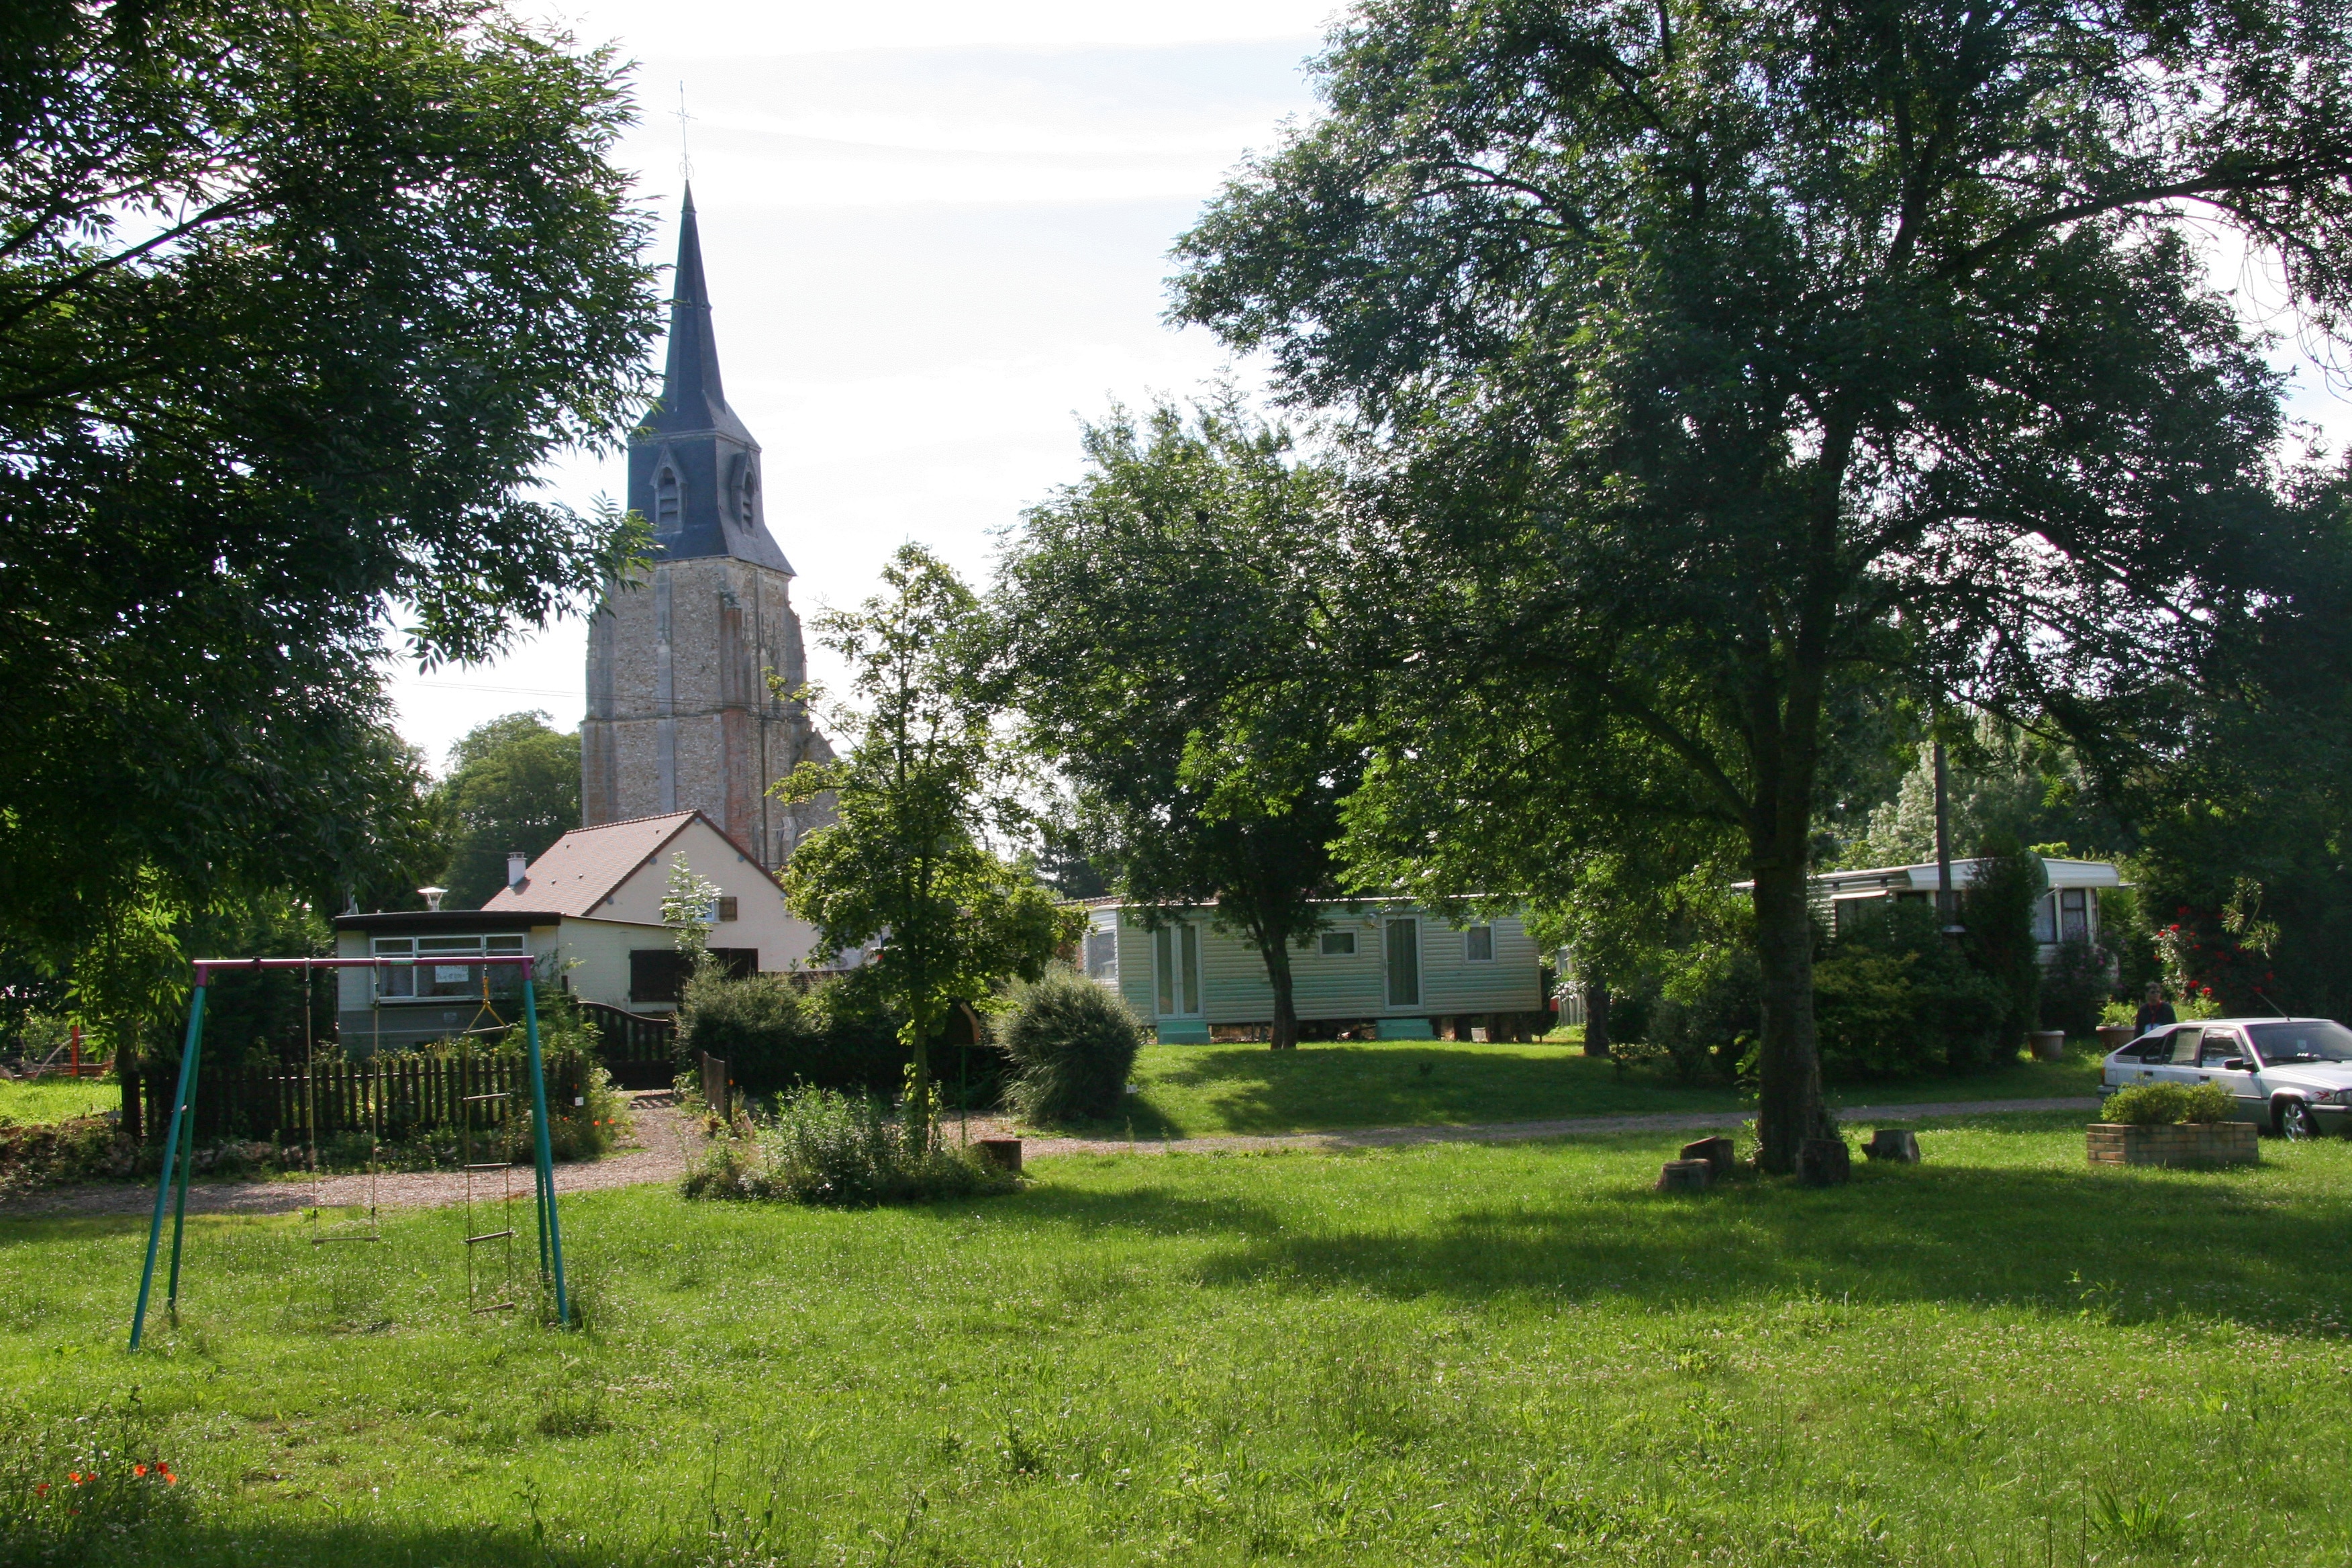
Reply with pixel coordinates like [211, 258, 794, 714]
[2088, 1081, 2258, 1168]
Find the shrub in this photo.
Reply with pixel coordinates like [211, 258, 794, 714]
[1642, 944, 1759, 1084]
[1001, 969, 1145, 1124]
[2041, 936, 2110, 1038]
[679, 1087, 1018, 1206]
[677, 965, 997, 1100]
[1812, 899, 2006, 1077]
[2099, 1080, 2237, 1126]
[1959, 838, 2045, 1061]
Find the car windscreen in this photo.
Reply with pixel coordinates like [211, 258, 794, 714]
[2247, 1021, 2352, 1064]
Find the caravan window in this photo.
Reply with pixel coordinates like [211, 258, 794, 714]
[1320, 930, 1357, 957]
[2059, 888, 2088, 942]
[1085, 930, 1118, 979]
[1463, 925, 1494, 961]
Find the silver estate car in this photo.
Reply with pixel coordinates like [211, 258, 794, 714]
[2102, 1017, 2352, 1140]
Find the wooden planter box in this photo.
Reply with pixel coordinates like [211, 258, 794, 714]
[2086, 1121, 2258, 1169]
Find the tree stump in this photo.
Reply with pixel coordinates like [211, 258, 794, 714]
[1798, 1137, 1852, 1187]
[1679, 1134, 1736, 1179]
[1655, 1159, 1713, 1192]
[1862, 1128, 1920, 1163]
[975, 1136, 1023, 1174]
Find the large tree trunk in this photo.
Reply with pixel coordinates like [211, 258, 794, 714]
[1581, 979, 1611, 1058]
[1750, 854, 1835, 1173]
[1261, 934, 1300, 1050]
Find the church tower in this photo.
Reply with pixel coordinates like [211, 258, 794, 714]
[581, 189, 834, 867]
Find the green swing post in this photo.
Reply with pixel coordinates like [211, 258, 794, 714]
[131, 979, 209, 1351]
[520, 974, 569, 1328]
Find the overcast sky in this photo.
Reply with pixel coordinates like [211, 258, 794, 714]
[386, 0, 2352, 771]
[384, 1, 1340, 769]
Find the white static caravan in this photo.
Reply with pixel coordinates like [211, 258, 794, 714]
[1079, 899, 1549, 1044]
[1809, 856, 2125, 958]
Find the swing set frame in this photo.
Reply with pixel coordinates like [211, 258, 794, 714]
[128, 954, 571, 1350]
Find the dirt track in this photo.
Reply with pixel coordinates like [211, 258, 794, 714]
[0, 1094, 2100, 1220]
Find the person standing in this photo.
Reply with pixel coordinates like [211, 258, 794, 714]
[2134, 983, 2178, 1036]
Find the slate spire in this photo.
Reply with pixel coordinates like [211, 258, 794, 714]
[626, 187, 793, 572]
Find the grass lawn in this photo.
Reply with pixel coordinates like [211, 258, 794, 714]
[0, 1075, 117, 1127]
[5, 1112, 2347, 1565]
[1079, 1038, 2104, 1138]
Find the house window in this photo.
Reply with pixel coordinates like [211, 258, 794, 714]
[1154, 924, 1201, 1017]
[1320, 930, 1357, 957]
[716, 895, 738, 922]
[372, 934, 526, 1003]
[2059, 888, 2088, 942]
[1085, 930, 1118, 979]
[1464, 924, 1494, 962]
[655, 464, 681, 531]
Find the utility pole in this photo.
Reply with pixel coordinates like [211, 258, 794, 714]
[1933, 730, 1961, 934]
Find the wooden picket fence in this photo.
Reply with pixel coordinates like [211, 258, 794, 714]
[141, 1050, 593, 1144]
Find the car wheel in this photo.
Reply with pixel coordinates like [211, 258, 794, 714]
[2277, 1099, 2322, 1141]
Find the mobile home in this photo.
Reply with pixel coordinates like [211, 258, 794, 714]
[1080, 899, 1549, 1044]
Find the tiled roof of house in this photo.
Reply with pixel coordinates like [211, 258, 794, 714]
[480, 811, 702, 916]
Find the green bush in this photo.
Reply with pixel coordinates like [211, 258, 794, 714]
[2099, 1080, 2237, 1126]
[1643, 944, 1759, 1084]
[1812, 899, 2006, 1077]
[2041, 935, 2110, 1038]
[679, 1087, 1018, 1206]
[1001, 969, 1146, 1124]
[1960, 838, 2045, 1062]
[677, 965, 995, 1100]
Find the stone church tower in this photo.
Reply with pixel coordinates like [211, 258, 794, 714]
[581, 189, 834, 868]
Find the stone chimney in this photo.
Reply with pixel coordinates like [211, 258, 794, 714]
[507, 852, 528, 890]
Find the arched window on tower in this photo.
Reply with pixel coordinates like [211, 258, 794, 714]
[737, 460, 758, 526]
[655, 464, 681, 532]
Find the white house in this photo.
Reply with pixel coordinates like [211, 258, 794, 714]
[332, 810, 836, 1050]
[1807, 856, 2125, 956]
[1081, 898, 1549, 1044]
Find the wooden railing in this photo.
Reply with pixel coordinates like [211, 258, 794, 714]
[139, 1050, 593, 1144]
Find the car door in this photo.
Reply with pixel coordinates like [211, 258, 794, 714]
[2109, 1028, 2172, 1089]
[2150, 1026, 2205, 1087]
[2193, 1026, 2266, 1124]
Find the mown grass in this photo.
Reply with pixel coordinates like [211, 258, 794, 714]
[0, 1075, 117, 1127]
[3, 1112, 2347, 1565]
[1089, 1038, 2104, 1138]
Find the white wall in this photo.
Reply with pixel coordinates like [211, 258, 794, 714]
[603, 818, 831, 973]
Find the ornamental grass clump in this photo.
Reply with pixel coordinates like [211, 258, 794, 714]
[1002, 969, 1147, 1125]
[680, 1088, 1016, 1207]
[2100, 1080, 2237, 1126]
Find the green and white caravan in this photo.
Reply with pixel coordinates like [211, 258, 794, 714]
[1079, 898, 1549, 1044]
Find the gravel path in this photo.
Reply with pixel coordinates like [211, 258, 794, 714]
[3, 1097, 700, 1220]
[1, 1094, 2098, 1218]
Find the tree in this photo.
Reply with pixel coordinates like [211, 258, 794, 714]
[436, 712, 582, 909]
[777, 546, 1076, 1146]
[994, 397, 1358, 1049]
[1172, 0, 2351, 1170]
[1, 0, 658, 958]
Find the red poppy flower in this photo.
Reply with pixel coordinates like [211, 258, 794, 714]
[68, 1473, 83, 1485]
[34, 1482, 48, 1498]
[134, 1464, 147, 1477]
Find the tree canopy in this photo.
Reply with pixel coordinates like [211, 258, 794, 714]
[0, 0, 658, 954]
[778, 546, 1075, 1144]
[993, 397, 1359, 1048]
[1173, 0, 2352, 1169]
[434, 712, 581, 910]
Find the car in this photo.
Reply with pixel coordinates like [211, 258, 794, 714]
[2101, 1016, 2352, 1139]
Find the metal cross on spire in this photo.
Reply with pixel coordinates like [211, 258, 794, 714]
[673, 81, 694, 182]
